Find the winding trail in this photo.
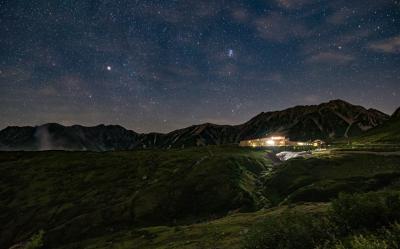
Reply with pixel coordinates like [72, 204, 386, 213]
[265, 152, 282, 166]
[335, 150, 400, 156]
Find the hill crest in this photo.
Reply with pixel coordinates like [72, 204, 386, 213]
[0, 99, 391, 151]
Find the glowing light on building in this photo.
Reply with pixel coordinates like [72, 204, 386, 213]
[266, 140, 275, 146]
[270, 136, 285, 140]
[239, 136, 325, 148]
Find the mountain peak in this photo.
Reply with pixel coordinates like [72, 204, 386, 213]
[392, 107, 400, 119]
[40, 123, 63, 128]
[321, 99, 355, 108]
[35, 123, 128, 131]
[240, 99, 389, 141]
[0, 100, 391, 151]
[326, 99, 350, 105]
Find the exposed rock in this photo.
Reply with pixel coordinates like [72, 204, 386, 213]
[0, 100, 390, 151]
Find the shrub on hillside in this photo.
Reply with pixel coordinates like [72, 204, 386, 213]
[242, 212, 337, 249]
[329, 223, 400, 249]
[25, 230, 45, 249]
[332, 235, 388, 249]
[382, 223, 400, 249]
[242, 191, 400, 249]
[330, 192, 400, 233]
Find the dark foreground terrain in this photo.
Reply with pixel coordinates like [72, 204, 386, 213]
[2, 145, 400, 249]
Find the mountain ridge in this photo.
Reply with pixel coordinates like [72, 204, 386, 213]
[351, 106, 400, 144]
[0, 99, 391, 151]
[392, 107, 400, 119]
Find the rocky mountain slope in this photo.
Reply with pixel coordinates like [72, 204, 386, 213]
[392, 107, 400, 119]
[0, 100, 390, 151]
[352, 106, 400, 144]
[0, 123, 141, 151]
[236, 99, 389, 141]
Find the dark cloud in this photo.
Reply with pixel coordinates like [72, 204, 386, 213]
[254, 12, 311, 42]
[326, 7, 355, 25]
[368, 36, 400, 54]
[231, 8, 250, 22]
[307, 52, 355, 65]
[275, 0, 317, 9]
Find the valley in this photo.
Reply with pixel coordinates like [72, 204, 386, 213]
[2, 1, 399, 248]
[1, 101, 400, 249]
[2, 144, 400, 248]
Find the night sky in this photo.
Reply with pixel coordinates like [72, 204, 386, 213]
[1, 0, 399, 133]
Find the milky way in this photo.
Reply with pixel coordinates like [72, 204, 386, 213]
[0, 0, 399, 132]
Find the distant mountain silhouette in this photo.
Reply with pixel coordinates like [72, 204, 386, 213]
[0, 124, 141, 151]
[351, 106, 400, 144]
[0, 100, 390, 151]
[392, 107, 400, 119]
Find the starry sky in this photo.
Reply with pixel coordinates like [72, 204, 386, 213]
[1, 0, 399, 133]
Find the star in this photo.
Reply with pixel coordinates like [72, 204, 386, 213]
[228, 49, 234, 58]
[107, 66, 112, 71]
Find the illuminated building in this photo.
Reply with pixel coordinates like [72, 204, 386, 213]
[239, 136, 325, 148]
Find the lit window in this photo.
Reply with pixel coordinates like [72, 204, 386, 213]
[266, 140, 275, 146]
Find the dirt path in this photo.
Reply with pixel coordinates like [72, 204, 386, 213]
[265, 152, 282, 166]
[336, 151, 400, 156]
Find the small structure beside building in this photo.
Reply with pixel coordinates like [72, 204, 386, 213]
[311, 139, 325, 147]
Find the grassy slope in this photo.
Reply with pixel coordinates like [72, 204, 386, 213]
[2, 147, 400, 248]
[0, 146, 272, 248]
[351, 117, 400, 144]
[263, 151, 400, 205]
[58, 203, 328, 249]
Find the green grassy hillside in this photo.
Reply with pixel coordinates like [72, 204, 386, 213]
[0, 146, 272, 248]
[2, 146, 400, 249]
[56, 202, 328, 249]
[262, 152, 400, 205]
[351, 117, 400, 144]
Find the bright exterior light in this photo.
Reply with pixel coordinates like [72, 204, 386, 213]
[297, 142, 305, 146]
[266, 140, 275, 146]
[271, 136, 285, 140]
